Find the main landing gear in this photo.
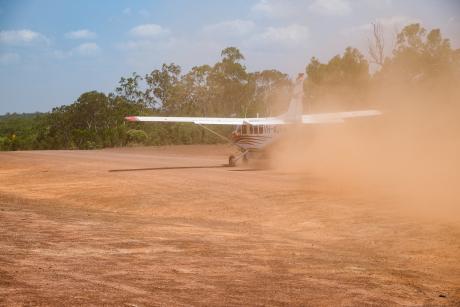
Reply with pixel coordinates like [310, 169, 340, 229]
[228, 150, 249, 167]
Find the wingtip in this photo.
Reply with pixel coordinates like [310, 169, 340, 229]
[125, 116, 138, 122]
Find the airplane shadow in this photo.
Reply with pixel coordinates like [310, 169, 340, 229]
[109, 165, 229, 172]
[229, 168, 267, 172]
[109, 165, 266, 172]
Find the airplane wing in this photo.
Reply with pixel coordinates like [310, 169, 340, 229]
[124, 116, 282, 125]
[301, 110, 381, 124]
[125, 110, 381, 126]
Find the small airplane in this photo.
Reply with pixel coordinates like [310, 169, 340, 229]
[125, 73, 381, 166]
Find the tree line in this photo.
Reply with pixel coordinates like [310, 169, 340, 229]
[1, 23, 459, 151]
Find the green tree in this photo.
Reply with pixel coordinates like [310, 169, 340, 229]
[377, 23, 460, 83]
[209, 47, 251, 116]
[115, 72, 145, 106]
[249, 70, 291, 116]
[181, 65, 213, 116]
[144, 63, 183, 113]
[305, 47, 370, 110]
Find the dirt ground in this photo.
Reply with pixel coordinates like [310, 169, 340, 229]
[0, 145, 459, 306]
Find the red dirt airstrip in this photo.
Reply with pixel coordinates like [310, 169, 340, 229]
[0, 145, 459, 305]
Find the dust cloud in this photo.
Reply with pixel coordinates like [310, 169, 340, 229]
[271, 77, 460, 219]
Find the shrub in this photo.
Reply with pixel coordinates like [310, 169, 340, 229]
[126, 129, 148, 144]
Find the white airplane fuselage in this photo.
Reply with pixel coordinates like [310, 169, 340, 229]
[230, 124, 283, 151]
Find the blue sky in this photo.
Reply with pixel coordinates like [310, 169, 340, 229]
[0, 0, 459, 114]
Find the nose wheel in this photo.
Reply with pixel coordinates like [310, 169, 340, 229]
[228, 150, 249, 167]
[228, 155, 236, 167]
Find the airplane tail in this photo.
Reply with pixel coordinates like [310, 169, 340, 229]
[282, 73, 305, 123]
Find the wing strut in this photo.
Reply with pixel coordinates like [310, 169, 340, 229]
[196, 124, 245, 151]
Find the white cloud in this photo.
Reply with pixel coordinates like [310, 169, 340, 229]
[376, 15, 419, 28]
[121, 8, 150, 18]
[120, 24, 173, 58]
[250, 24, 309, 49]
[0, 29, 49, 45]
[65, 29, 97, 40]
[53, 42, 102, 59]
[255, 24, 309, 45]
[118, 37, 177, 51]
[309, 0, 351, 16]
[345, 15, 420, 36]
[362, 0, 393, 9]
[201, 19, 308, 51]
[138, 9, 150, 17]
[251, 0, 298, 19]
[203, 20, 256, 37]
[0, 52, 20, 65]
[120, 22, 309, 68]
[129, 24, 170, 38]
[52, 49, 72, 59]
[75, 42, 101, 56]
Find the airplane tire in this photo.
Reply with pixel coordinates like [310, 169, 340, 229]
[228, 155, 236, 167]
